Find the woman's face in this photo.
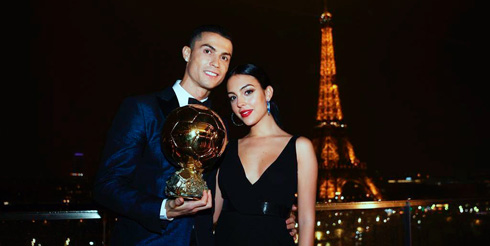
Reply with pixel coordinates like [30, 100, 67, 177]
[227, 74, 272, 126]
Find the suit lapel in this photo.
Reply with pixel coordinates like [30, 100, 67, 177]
[157, 87, 180, 117]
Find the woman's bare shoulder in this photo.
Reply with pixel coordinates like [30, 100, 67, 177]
[295, 136, 314, 149]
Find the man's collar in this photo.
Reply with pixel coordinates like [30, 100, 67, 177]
[172, 80, 208, 107]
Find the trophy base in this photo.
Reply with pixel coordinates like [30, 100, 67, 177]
[165, 168, 208, 199]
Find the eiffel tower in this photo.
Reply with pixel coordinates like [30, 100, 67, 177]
[312, 9, 382, 203]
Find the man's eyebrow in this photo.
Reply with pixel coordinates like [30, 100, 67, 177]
[200, 44, 216, 51]
[200, 44, 232, 57]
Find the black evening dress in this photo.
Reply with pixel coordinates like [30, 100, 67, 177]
[215, 136, 298, 246]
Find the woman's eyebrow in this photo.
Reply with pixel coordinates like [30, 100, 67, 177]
[240, 84, 254, 91]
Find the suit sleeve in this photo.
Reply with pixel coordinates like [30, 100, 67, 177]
[94, 96, 164, 233]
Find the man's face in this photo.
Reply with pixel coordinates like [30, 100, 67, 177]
[183, 32, 233, 92]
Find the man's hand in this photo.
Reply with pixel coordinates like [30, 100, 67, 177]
[166, 190, 213, 219]
[286, 204, 298, 238]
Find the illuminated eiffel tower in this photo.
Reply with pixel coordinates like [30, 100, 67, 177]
[312, 9, 382, 202]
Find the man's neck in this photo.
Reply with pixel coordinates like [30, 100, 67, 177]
[172, 80, 209, 107]
[180, 79, 211, 101]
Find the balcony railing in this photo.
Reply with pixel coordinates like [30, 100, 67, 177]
[1, 198, 489, 246]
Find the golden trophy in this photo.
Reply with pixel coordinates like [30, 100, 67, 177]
[161, 104, 227, 199]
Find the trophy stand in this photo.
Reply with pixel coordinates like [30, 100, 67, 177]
[165, 161, 207, 199]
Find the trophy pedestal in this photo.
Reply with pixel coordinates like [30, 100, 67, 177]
[165, 164, 207, 199]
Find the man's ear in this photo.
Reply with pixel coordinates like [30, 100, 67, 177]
[182, 46, 191, 62]
[265, 86, 274, 101]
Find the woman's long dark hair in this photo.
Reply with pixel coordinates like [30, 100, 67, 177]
[226, 63, 282, 127]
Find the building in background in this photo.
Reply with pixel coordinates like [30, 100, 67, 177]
[311, 9, 382, 203]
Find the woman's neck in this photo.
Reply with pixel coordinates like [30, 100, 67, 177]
[246, 114, 286, 138]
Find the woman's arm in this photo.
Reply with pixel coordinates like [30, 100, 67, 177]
[296, 137, 318, 246]
[213, 168, 224, 224]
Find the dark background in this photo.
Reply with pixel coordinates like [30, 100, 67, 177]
[13, 0, 487, 185]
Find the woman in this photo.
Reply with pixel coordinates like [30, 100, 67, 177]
[213, 64, 317, 246]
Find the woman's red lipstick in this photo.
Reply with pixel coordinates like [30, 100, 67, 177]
[240, 110, 253, 118]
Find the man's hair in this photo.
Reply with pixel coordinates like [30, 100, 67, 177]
[188, 25, 232, 49]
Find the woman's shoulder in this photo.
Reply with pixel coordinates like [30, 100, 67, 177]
[293, 136, 317, 170]
[293, 135, 312, 144]
[293, 136, 315, 152]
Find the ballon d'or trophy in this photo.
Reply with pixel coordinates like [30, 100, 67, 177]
[161, 104, 227, 199]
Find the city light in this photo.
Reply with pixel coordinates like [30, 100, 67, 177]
[315, 231, 323, 240]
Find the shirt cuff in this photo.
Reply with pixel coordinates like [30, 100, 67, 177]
[160, 199, 174, 221]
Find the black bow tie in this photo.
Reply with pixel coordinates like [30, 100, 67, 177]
[188, 97, 210, 107]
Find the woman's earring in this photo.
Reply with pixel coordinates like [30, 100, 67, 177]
[231, 112, 244, 126]
[267, 100, 271, 115]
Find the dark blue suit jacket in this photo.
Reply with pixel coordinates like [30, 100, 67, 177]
[94, 87, 216, 246]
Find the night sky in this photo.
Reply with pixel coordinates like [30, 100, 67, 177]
[18, 0, 488, 182]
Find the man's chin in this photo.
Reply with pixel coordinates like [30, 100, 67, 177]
[203, 80, 223, 89]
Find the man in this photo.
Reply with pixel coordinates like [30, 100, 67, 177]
[94, 25, 296, 246]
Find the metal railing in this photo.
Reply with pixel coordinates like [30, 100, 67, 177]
[1, 198, 489, 246]
[312, 198, 490, 246]
[0, 210, 101, 220]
